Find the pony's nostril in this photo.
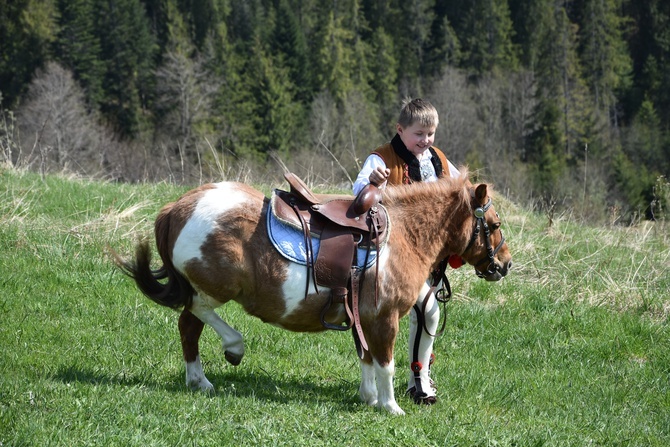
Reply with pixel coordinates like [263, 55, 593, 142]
[507, 261, 513, 270]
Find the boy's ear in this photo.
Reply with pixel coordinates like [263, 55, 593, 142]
[396, 123, 403, 134]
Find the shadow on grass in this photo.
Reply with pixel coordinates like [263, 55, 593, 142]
[48, 364, 362, 409]
[209, 368, 362, 405]
[49, 365, 185, 393]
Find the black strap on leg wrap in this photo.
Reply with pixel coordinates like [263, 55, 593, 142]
[410, 303, 427, 402]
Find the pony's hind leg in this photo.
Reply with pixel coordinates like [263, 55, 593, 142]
[178, 309, 214, 393]
[189, 293, 245, 365]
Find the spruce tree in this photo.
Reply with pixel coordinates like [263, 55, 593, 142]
[94, 0, 157, 136]
[0, 0, 57, 108]
[422, 2, 461, 77]
[526, 0, 590, 163]
[54, 0, 105, 106]
[238, 42, 303, 160]
[393, 0, 434, 90]
[313, 9, 356, 102]
[578, 0, 632, 128]
[459, 0, 518, 74]
[624, 1, 670, 130]
[271, 0, 313, 103]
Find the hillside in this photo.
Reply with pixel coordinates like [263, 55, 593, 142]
[1, 168, 668, 445]
[3, 0, 670, 222]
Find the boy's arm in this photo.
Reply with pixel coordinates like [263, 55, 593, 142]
[353, 154, 388, 195]
[447, 160, 460, 178]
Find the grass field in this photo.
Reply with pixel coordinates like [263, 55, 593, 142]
[1, 168, 669, 446]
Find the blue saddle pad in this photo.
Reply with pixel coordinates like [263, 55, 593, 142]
[267, 209, 378, 269]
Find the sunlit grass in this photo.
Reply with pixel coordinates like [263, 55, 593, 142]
[1, 168, 668, 446]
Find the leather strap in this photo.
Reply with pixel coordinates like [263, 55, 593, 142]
[350, 267, 368, 358]
[411, 302, 427, 401]
[290, 200, 319, 298]
[418, 259, 452, 338]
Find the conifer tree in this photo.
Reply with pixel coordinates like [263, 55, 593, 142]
[368, 28, 399, 122]
[271, 0, 313, 103]
[154, 1, 219, 160]
[624, 99, 666, 175]
[422, 2, 461, 76]
[624, 0, 670, 126]
[54, 0, 105, 106]
[526, 0, 590, 163]
[527, 97, 565, 199]
[142, 0, 170, 53]
[94, 0, 157, 136]
[393, 0, 434, 90]
[0, 0, 58, 107]
[313, 9, 356, 102]
[459, 0, 518, 74]
[578, 0, 632, 128]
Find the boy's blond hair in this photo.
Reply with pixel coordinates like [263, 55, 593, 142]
[398, 98, 439, 129]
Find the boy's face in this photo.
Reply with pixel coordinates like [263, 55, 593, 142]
[397, 122, 437, 157]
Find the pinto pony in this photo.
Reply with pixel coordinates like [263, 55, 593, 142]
[115, 171, 512, 415]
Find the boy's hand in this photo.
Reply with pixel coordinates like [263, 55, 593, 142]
[369, 167, 390, 187]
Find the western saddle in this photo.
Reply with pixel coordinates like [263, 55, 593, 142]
[271, 172, 388, 356]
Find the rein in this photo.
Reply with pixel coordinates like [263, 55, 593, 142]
[410, 258, 451, 403]
[409, 194, 504, 403]
[415, 194, 504, 339]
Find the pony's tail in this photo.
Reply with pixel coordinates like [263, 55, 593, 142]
[113, 240, 194, 310]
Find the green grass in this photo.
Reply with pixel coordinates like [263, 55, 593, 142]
[1, 168, 669, 446]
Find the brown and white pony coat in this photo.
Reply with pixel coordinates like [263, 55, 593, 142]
[117, 171, 512, 415]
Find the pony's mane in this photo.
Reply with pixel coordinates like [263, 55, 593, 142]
[381, 167, 472, 209]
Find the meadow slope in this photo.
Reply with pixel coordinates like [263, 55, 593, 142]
[1, 169, 668, 446]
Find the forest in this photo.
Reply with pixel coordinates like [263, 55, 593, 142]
[1, 0, 669, 223]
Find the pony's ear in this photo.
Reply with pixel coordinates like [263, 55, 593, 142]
[474, 184, 488, 205]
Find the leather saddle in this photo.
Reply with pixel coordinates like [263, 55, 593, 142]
[270, 172, 387, 357]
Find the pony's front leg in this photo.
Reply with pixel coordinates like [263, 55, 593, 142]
[407, 282, 439, 403]
[189, 293, 245, 365]
[365, 317, 405, 415]
[178, 309, 214, 393]
[358, 352, 377, 406]
[373, 356, 404, 415]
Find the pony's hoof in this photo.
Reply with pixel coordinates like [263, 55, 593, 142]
[224, 350, 243, 366]
[407, 387, 437, 405]
[378, 402, 406, 415]
[187, 378, 215, 395]
[359, 392, 378, 407]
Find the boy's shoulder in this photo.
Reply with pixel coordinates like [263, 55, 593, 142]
[372, 142, 395, 159]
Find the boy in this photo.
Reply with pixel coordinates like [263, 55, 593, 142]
[353, 98, 460, 404]
[353, 97, 459, 194]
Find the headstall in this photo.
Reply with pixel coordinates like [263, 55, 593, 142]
[463, 197, 505, 278]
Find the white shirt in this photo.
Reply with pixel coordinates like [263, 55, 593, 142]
[352, 150, 460, 195]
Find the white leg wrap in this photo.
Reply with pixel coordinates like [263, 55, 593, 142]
[407, 282, 439, 397]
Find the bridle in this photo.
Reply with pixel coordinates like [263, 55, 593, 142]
[463, 197, 506, 278]
[408, 195, 507, 403]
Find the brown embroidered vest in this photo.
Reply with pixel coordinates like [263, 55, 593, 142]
[372, 143, 450, 186]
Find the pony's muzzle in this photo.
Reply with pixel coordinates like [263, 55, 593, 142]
[498, 260, 512, 277]
[479, 259, 512, 281]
